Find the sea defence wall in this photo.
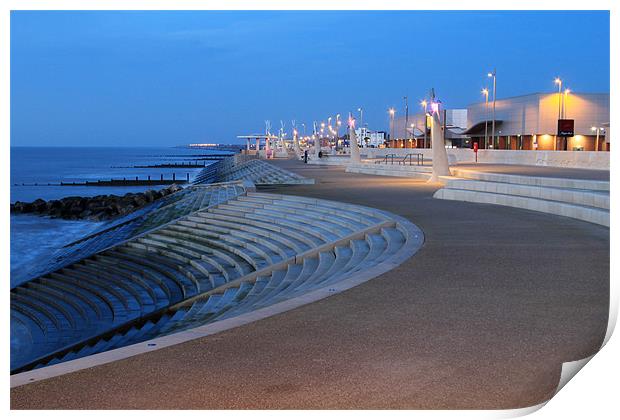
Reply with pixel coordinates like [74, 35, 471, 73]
[194, 155, 314, 185]
[10, 158, 420, 376]
[316, 148, 609, 170]
[359, 148, 610, 170]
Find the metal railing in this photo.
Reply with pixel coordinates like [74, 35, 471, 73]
[375, 154, 398, 164]
[398, 153, 424, 166]
[375, 153, 424, 166]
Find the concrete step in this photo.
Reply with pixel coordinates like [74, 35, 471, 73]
[345, 163, 432, 180]
[441, 177, 609, 209]
[434, 188, 609, 227]
[449, 168, 610, 191]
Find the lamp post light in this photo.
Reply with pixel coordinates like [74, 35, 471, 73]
[482, 88, 489, 149]
[327, 117, 332, 146]
[410, 123, 415, 148]
[403, 96, 409, 143]
[563, 88, 570, 119]
[388, 108, 396, 146]
[554, 77, 563, 119]
[560, 88, 571, 151]
[335, 114, 341, 148]
[357, 107, 363, 129]
[554, 77, 563, 151]
[420, 100, 428, 148]
[488, 70, 497, 149]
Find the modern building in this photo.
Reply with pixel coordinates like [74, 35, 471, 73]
[464, 92, 610, 151]
[354, 127, 387, 147]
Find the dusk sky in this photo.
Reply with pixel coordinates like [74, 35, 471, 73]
[11, 10, 610, 147]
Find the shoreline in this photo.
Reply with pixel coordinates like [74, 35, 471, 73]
[10, 184, 183, 221]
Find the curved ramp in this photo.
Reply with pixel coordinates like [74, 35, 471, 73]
[11, 192, 422, 375]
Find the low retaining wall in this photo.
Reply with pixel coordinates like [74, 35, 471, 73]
[357, 148, 609, 170]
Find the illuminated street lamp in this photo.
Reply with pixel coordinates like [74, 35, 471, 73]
[388, 108, 396, 144]
[403, 96, 409, 142]
[357, 107, 364, 129]
[563, 88, 571, 118]
[554, 77, 563, 119]
[335, 114, 342, 147]
[420, 100, 428, 148]
[556, 87, 571, 150]
[488, 70, 497, 148]
[482, 88, 489, 148]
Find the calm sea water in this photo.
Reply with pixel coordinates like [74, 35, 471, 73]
[10, 147, 232, 285]
[10, 146, 225, 203]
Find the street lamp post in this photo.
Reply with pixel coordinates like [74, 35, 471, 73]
[388, 108, 396, 146]
[404, 96, 409, 145]
[554, 78, 563, 119]
[357, 107, 363, 130]
[336, 114, 341, 148]
[554, 77, 563, 151]
[561, 88, 571, 150]
[421, 100, 428, 148]
[488, 70, 497, 149]
[482, 88, 489, 149]
[327, 117, 332, 148]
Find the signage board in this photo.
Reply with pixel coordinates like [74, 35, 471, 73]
[557, 119, 575, 137]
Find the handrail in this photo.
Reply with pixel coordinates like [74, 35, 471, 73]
[398, 153, 424, 166]
[375, 153, 424, 166]
[375, 153, 398, 164]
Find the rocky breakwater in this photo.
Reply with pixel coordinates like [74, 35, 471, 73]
[11, 185, 183, 221]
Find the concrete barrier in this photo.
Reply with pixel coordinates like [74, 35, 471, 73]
[358, 148, 609, 170]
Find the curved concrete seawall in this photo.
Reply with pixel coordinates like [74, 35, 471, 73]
[11, 187, 423, 378]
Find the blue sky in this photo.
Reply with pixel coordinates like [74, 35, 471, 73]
[11, 10, 609, 147]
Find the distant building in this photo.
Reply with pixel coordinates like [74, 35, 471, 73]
[464, 92, 610, 151]
[354, 127, 387, 147]
[389, 109, 469, 148]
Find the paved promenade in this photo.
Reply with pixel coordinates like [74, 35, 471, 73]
[11, 159, 609, 409]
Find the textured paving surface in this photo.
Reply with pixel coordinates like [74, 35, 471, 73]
[11, 159, 609, 409]
[452, 163, 609, 181]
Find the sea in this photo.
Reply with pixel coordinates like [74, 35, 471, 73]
[10, 146, 232, 287]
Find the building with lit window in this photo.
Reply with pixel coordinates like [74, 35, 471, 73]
[464, 92, 610, 151]
[354, 127, 387, 147]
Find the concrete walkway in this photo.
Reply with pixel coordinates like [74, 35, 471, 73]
[11, 159, 609, 410]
